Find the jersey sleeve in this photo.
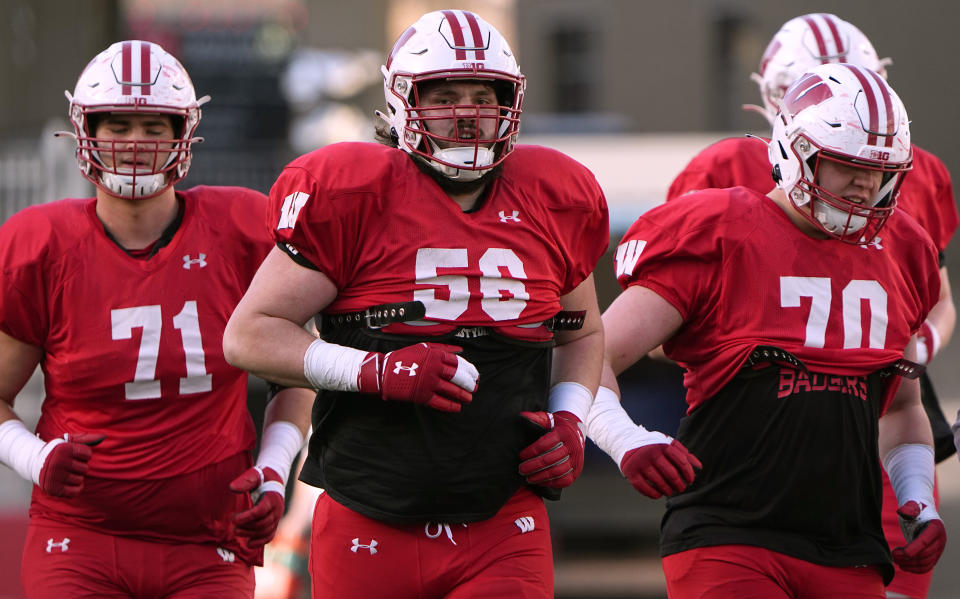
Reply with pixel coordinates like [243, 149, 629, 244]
[555, 170, 609, 294]
[0, 209, 51, 347]
[921, 152, 958, 254]
[267, 160, 361, 289]
[614, 194, 725, 321]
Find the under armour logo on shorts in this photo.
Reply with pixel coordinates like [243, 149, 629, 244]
[45, 538, 70, 553]
[515, 516, 536, 534]
[351, 538, 378, 554]
[392, 361, 419, 376]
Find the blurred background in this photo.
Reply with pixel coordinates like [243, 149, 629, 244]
[2, 1, 959, 597]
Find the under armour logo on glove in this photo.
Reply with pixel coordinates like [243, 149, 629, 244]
[518, 410, 585, 488]
[357, 343, 478, 413]
[893, 500, 947, 573]
[392, 362, 419, 376]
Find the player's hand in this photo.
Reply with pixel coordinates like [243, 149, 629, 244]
[357, 343, 478, 412]
[37, 433, 105, 498]
[619, 432, 701, 499]
[893, 500, 947, 573]
[231, 466, 285, 548]
[518, 410, 585, 488]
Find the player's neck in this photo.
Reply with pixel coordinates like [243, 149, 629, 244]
[767, 189, 828, 239]
[95, 187, 180, 251]
[447, 186, 487, 212]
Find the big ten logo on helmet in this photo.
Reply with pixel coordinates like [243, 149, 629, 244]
[869, 150, 891, 160]
[461, 62, 485, 69]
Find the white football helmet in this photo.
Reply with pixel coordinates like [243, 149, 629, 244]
[379, 10, 525, 181]
[63, 40, 209, 199]
[747, 14, 891, 125]
[769, 63, 911, 243]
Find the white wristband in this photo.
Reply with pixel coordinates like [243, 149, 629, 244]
[883, 443, 936, 509]
[303, 338, 369, 391]
[548, 382, 594, 422]
[0, 419, 62, 485]
[255, 421, 305, 486]
[586, 386, 672, 467]
[925, 319, 941, 358]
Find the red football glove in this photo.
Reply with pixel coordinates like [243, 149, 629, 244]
[231, 466, 285, 548]
[620, 438, 701, 499]
[38, 433, 105, 498]
[518, 410, 585, 488]
[893, 500, 947, 573]
[357, 343, 478, 413]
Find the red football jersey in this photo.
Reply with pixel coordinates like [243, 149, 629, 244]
[666, 138, 958, 254]
[0, 187, 271, 479]
[666, 136, 775, 201]
[615, 187, 940, 411]
[897, 145, 959, 253]
[270, 142, 609, 340]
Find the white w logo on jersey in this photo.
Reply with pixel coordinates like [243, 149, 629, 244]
[277, 191, 310, 230]
[392, 361, 419, 376]
[615, 239, 647, 278]
[514, 516, 536, 534]
[216, 547, 236, 563]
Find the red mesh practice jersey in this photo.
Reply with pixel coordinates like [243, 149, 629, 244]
[270, 142, 609, 340]
[614, 187, 940, 411]
[0, 187, 271, 480]
[666, 136, 776, 201]
[666, 138, 958, 254]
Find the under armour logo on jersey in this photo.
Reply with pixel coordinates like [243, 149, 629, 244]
[183, 254, 207, 269]
[45, 538, 70, 553]
[392, 361, 419, 376]
[217, 547, 236, 563]
[499, 210, 521, 223]
[351, 538, 378, 554]
[515, 516, 536, 534]
[858, 235, 884, 251]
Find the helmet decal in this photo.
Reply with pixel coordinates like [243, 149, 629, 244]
[781, 73, 832, 114]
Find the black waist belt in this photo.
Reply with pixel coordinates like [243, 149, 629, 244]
[320, 301, 585, 333]
[742, 344, 924, 380]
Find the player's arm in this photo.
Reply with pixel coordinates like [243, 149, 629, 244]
[917, 266, 955, 364]
[587, 285, 701, 498]
[519, 275, 602, 489]
[0, 330, 102, 497]
[224, 246, 478, 412]
[879, 335, 945, 574]
[230, 383, 314, 548]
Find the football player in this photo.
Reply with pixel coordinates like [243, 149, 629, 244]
[587, 63, 946, 597]
[664, 15, 957, 598]
[0, 41, 313, 598]
[222, 10, 608, 599]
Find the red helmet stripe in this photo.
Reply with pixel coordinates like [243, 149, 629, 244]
[386, 26, 416, 70]
[140, 41, 152, 95]
[442, 10, 468, 60]
[846, 65, 881, 146]
[820, 14, 846, 57]
[121, 41, 132, 95]
[462, 11, 486, 60]
[759, 39, 781, 76]
[803, 16, 830, 63]
[866, 68, 896, 147]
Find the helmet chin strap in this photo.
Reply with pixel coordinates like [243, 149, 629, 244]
[428, 143, 496, 182]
